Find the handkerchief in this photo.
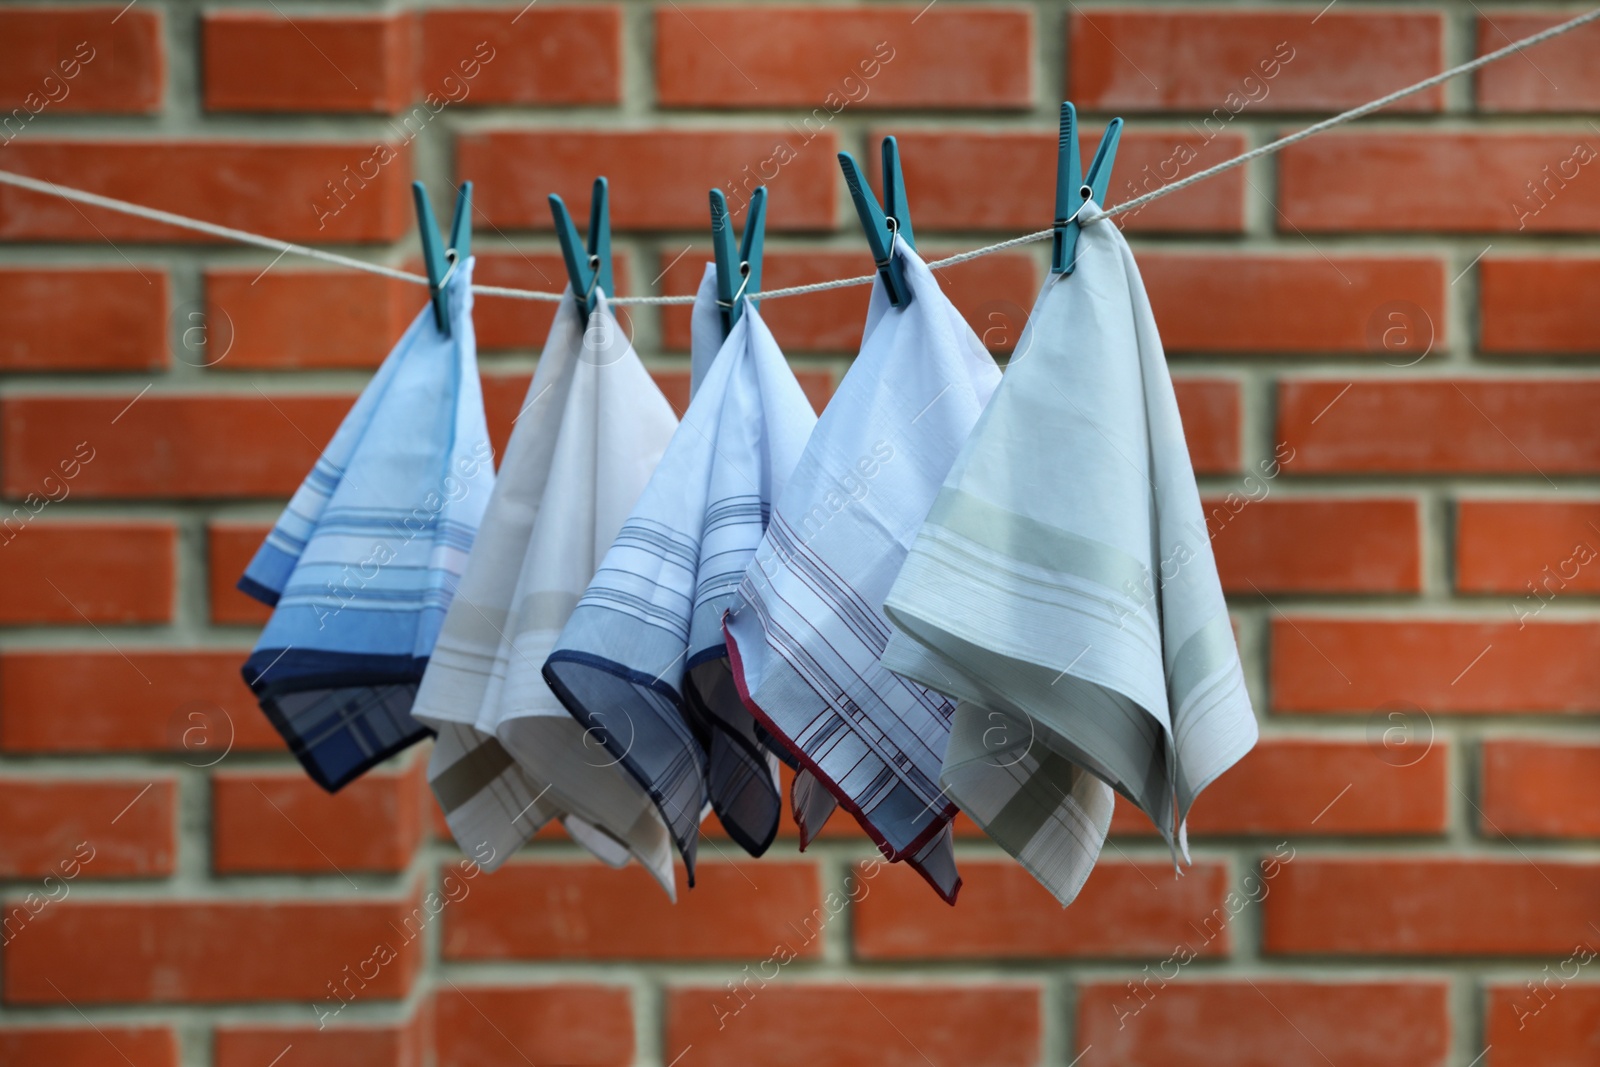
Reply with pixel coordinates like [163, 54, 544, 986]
[688, 264, 722, 396]
[724, 246, 1001, 903]
[545, 264, 818, 879]
[882, 205, 1258, 903]
[239, 258, 493, 792]
[409, 290, 680, 894]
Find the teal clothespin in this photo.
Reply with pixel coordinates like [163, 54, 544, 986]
[709, 185, 766, 337]
[1052, 102, 1123, 275]
[549, 177, 614, 317]
[411, 180, 472, 334]
[838, 136, 916, 308]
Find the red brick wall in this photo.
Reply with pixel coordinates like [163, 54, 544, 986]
[1, 3, 1597, 1065]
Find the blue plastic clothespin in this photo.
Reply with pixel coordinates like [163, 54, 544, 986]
[411, 180, 471, 334]
[709, 186, 766, 336]
[838, 136, 916, 308]
[549, 177, 614, 317]
[1052, 103, 1123, 275]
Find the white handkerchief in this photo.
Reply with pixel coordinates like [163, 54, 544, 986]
[725, 246, 1001, 903]
[411, 291, 680, 895]
[883, 204, 1258, 903]
[546, 265, 818, 881]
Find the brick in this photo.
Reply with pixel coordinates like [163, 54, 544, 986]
[205, 268, 414, 369]
[1078, 980, 1451, 1066]
[7, 378, 739, 506]
[667, 984, 1042, 1067]
[203, 12, 413, 114]
[0, 141, 412, 243]
[443, 861, 821, 960]
[420, 7, 621, 106]
[1209, 497, 1421, 594]
[1272, 618, 1600, 715]
[854, 860, 1231, 960]
[1143, 254, 1447, 355]
[0, 522, 172, 624]
[1264, 858, 1600, 956]
[214, 1016, 426, 1067]
[0, 1027, 178, 1067]
[658, 6, 1031, 110]
[212, 761, 424, 875]
[2, 394, 347, 499]
[1279, 132, 1600, 233]
[1113, 737, 1448, 837]
[1174, 378, 1241, 475]
[1482, 740, 1600, 839]
[1486, 983, 1600, 1067]
[1478, 13, 1600, 112]
[1481, 258, 1600, 354]
[0, 8, 163, 115]
[0, 778, 175, 878]
[1457, 500, 1600, 595]
[474, 251, 628, 352]
[435, 985, 633, 1067]
[0, 649, 282, 754]
[3, 894, 425, 1004]
[657, 248, 1037, 354]
[881, 129, 1246, 234]
[0, 268, 167, 371]
[208, 522, 272, 625]
[458, 129, 838, 232]
[1278, 379, 1600, 474]
[1069, 10, 1443, 112]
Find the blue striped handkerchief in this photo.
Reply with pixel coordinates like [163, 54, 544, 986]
[545, 265, 819, 881]
[238, 258, 494, 792]
[724, 246, 1001, 903]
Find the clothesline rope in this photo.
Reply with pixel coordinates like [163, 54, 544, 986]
[0, 5, 1594, 306]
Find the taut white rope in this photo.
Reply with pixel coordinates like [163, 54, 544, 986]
[1, 5, 1595, 307]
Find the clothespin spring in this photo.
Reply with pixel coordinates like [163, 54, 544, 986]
[435, 249, 460, 292]
[581, 253, 602, 307]
[715, 261, 753, 311]
[881, 215, 906, 271]
[1052, 196, 1093, 234]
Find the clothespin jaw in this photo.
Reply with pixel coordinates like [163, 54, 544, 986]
[1051, 103, 1123, 275]
[709, 185, 766, 336]
[838, 136, 916, 308]
[549, 176, 614, 317]
[412, 180, 472, 334]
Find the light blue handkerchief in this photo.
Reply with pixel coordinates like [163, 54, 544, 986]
[544, 265, 818, 881]
[239, 258, 494, 791]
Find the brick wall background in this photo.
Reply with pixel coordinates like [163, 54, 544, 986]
[1, 2, 1597, 1065]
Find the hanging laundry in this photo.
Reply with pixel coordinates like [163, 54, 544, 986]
[409, 290, 681, 892]
[882, 206, 1258, 903]
[725, 245, 1001, 903]
[545, 265, 818, 878]
[238, 257, 493, 792]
